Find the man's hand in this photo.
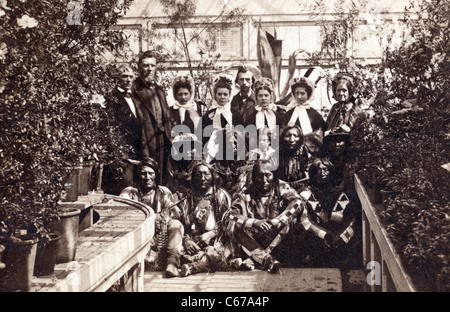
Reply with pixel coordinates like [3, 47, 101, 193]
[184, 240, 201, 255]
[253, 220, 272, 233]
[198, 231, 215, 248]
[324, 233, 342, 249]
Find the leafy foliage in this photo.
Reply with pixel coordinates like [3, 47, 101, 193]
[308, 0, 450, 291]
[0, 0, 133, 243]
[352, 109, 450, 291]
[382, 0, 450, 112]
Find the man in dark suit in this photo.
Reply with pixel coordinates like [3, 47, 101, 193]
[132, 51, 173, 186]
[102, 64, 143, 195]
[230, 66, 257, 127]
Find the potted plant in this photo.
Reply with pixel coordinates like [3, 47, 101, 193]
[0, 200, 59, 291]
[0, 0, 135, 290]
[34, 233, 60, 277]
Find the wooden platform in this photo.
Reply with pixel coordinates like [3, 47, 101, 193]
[144, 268, 342, 292]
[30, 197, 154, 292]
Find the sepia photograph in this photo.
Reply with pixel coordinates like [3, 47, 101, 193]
[0, 0, 448, 299]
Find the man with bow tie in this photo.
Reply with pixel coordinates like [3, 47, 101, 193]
[132, 51, 173, 186]
[102, 64, 143, 195]
[230, 66, 257, 127]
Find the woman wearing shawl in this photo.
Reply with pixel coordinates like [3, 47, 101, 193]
[325, 72, 363, 135]
[201, 74, 235, 139]
[280, 76, 326, 156]
[168, 74, 204, 137]
[201, 74, 247, 192]
[244, 77, 284, 133]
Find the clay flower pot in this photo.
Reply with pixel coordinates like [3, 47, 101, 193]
[0, 238, 39, 292]
[34, 233, 60, 277]
[51, 208, 81, 264]
[79, 160, 95, 196]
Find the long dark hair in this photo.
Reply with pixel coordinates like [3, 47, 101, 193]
[280, 125, 304, 152]
[138, 157, 160, 184]
[308, 158, 335, 187]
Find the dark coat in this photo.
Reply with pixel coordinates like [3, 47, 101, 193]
[280, 106, 326, 133]
[132, 77, 173, 185]
[243, 105, 286, 130]
[106, 88, 143, 158]
[325, 100, 363, 132]
[230, 92, 257, 126]
[201, 107, 232, 145]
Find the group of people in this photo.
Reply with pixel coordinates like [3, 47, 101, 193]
[102, 50, 366, 277]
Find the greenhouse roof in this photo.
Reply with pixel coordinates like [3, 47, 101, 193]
[124, 0, 410, 18]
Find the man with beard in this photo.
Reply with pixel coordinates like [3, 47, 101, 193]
[132, 51, 173, 186]
[230, 66, 256, 126]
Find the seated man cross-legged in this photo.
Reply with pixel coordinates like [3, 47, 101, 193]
[119, 158, 184, 277]
[221, 159, 307, 273]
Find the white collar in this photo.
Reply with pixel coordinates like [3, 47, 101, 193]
[117, 86, 131, 93]
[171, 99, 197, 110]
[211, 100, 231, 110]
[255, 103, 277, 111]
[286, 98, 311, 110]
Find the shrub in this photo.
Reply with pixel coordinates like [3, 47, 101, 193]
[0, 0, 133, 243]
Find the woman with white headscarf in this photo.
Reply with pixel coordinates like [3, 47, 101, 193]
[280, 76, 326, 156]
[201, 74, 235, 162]
[168, 74, 203, 137]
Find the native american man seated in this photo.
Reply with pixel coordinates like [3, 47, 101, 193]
[299, 158, 362, 268]
[160, 160, 234, 277]
[220, 159, 307, 273]
[119, 158, 183, 277]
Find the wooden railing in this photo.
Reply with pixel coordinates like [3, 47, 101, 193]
[355, 174, 417, 292]
[30, 193, 155, 292]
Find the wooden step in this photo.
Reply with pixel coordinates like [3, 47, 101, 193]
[144, 268, 342, 292]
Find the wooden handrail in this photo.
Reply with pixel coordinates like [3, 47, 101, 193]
[103, 194, 155, 219]
[355, 173, 417, 292]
